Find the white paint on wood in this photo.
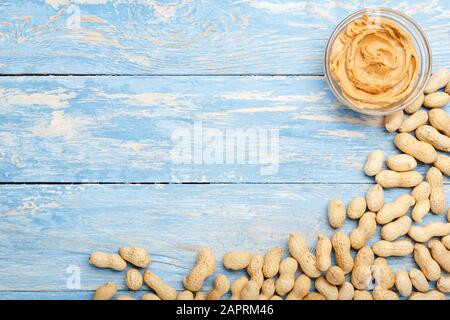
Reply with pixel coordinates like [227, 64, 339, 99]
[0, 88, 76, 109]
[32, 111, 93, 138]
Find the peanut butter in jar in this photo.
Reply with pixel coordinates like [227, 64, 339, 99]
[325, 8, 431, 115]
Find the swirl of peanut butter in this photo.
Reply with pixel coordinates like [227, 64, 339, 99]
[329, 15, 418, 109]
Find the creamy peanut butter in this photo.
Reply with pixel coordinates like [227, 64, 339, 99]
[329, 15, 418, 109]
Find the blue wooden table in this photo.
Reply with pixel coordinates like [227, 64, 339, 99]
[0, 0, 448, 300]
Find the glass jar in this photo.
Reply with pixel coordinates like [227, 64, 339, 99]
[324, 7, 432, 116]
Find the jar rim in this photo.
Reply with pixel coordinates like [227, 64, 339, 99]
[324, 7, 432, 116]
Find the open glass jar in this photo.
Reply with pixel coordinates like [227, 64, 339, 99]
[324, 7, 432, 116]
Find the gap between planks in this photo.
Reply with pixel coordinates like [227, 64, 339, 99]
[0, 182, 448, 185]
[0, 73, 324, 77]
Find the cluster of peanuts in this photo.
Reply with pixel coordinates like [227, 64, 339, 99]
[89, 69, 449, 300]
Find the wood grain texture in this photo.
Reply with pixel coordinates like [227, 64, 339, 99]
[0, 291, 140, 300]
[0, 0, 449, 301]
[1, 75, 448, 183]
[0, 184, 448, 299]
[0, 0, 449, 74]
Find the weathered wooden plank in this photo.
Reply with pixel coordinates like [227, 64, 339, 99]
[1, 75, 448, 183]
[0, 0, 449, 74]
[0, 184, 448, 299]
[0, 290, 139, 300]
